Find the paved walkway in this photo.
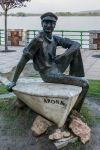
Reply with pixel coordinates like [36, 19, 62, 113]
[0, 46, 100, 80]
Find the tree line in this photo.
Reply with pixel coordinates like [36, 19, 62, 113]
[1, 12, 100, 17]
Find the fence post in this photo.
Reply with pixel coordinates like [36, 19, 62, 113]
[0, 30, 1, 45]
[25, 30, 29, 45]
[33, 30, 36, 37]
[62, 31, 64, 38]
[80, 31, 83, 48]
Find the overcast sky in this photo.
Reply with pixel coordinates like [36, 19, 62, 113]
[0, 0, 100, 13]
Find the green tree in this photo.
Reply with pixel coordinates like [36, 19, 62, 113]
[16, 12, 26, 16]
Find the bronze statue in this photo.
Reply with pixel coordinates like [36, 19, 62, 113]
[7, 12, 89, 112]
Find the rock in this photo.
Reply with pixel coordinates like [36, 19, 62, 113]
[54, 135, 78, 149]
[49, 129, 63, 140]
[49, 134, 55, 140]
[31, 115, 52, 136]
[62, 131, 70, 138]
[69, 115, 91, 144]
[49, 129, 71, 140]
[13, 98, 26, 109]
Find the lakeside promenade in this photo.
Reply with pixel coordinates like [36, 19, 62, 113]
[0, 46, 100, 80]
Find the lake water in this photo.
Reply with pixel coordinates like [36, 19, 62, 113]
[0, 16, 100, 31]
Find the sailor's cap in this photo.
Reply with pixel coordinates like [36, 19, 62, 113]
[41, 12, 58, 22]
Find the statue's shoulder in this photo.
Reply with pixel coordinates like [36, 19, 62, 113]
[34, 31, 44, 43]
[53, 35, 62, 43]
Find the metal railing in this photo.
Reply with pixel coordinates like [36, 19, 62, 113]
[26, 30, 89, 48]
[0, 29, 89, 48]
[0, 29, 4, 45]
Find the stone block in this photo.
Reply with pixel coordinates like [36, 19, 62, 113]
[31, 115, 52, 136]
[13, 78, 82, 127]
[54, 135, 77, 149]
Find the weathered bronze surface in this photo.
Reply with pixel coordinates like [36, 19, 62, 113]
[7, 12, 89, 112]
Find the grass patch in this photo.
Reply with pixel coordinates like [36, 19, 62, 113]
[0, 84, 8, 94]
[71, 139, 82, 148]
[0, 100, 36, 136]
[95, 116, 100, 123]
[80, 106, 94, 125]
[88, 80, 100, 97]
[71, 106, 98, 148]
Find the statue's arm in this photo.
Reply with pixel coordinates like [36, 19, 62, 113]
[7, 35, 42, 92]
[13, 36, 41, 83]
[64, 39, 81, 56]
[12, 54, 30, 83]
[54, 36, 81, 56]
[7, 54, 30, 92]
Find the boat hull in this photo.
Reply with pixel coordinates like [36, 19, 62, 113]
[13, 79, 82, 127]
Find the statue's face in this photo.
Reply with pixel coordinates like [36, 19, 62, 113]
[42, 20, 56, 33]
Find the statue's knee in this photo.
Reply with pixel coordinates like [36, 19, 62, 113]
[43, 73, 58, 83]
[41, 74, 52, 83]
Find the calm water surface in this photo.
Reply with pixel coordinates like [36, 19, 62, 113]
[0, 16, 100, 30]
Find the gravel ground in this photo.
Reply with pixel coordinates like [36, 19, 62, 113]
[0, 97, 100, 150]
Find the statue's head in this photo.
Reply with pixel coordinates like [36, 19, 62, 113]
[41, 12, 58, 34]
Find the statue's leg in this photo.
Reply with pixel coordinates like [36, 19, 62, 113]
[55, 52, 73, 73]
[73, 80, 89, 112]
[40, 73, 89, 112]
[56, 49, 85, 77]
[69, 49, 85, 77]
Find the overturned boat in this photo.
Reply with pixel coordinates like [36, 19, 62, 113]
[12, 78, 82, 127]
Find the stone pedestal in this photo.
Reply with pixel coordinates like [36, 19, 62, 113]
[13, 78, 82, 127]
[89, 30, 100, 50]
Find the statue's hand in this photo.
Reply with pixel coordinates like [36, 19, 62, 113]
[6, 81, 16, 92]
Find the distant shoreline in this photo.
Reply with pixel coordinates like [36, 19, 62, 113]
[1, 12, 100, 17]
[1, 15, 100, 17]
